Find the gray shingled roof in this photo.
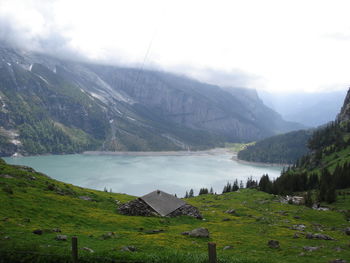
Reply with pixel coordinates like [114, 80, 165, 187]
[140, 190, 186, 216]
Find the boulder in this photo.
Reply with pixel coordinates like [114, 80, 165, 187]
[101, 232, 116, 240]
[81, 247, 94, 253]
[121, 246, 137, 252]
[225, 209, 236, 214]
[144, 229, 164, 234]
[52, 228, 61, 233]
[334, 247, 343, 252]
[329, 260, 347, 263]
[79, 196, 93, 201]
[188, 227, 209, 238]
[303, 246, 320, 252]
[223, 245, 233, 250]
[0, 174, 13, 179]
[306, 233, 334, 240]
[55, 235, 67, 241]
[33, 229, 43, 235]
[267, 240, 280, 249]
[291, 224, 306, 231]
[344, 227, 350, 235]
[293, 233, 300, 239]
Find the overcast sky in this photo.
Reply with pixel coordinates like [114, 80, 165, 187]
[1, 0, 350, 92]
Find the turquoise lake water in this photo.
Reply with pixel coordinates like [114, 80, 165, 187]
[4, 153, 283, 197]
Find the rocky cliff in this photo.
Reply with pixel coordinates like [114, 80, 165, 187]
[0, 44, 302, 156]
[337, 88, 350, 122]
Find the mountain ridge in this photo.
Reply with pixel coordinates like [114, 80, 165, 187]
[0, 44, 302, 156]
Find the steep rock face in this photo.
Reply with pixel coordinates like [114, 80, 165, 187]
[337, 88, 350, 122]
[0, 44, 302, 155]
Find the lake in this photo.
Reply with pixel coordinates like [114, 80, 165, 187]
[4, 152, 283, 197]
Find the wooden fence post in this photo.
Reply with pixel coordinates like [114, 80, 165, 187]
[72, 236, 78, 263]
[208, 242, 217, 263]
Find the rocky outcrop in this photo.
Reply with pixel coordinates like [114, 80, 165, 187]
[337, 88, 350, 122]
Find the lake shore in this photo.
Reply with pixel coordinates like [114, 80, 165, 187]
[83, 148, 233, 156]
[231, 152, 289, 167]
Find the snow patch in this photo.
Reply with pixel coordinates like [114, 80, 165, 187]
[127, 116, 136, 121]
[90, 92, 105, 101]
[109, 119, 114, 124]
[11, 139, 22, 146]
[6, 62, 11, 66]
[29, 64, 33, 71]
[36, 74, 50, 85]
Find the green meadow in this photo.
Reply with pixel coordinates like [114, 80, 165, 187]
[0, 159, 349, 263]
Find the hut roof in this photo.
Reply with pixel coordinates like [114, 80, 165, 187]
[140, 190, 186, 216]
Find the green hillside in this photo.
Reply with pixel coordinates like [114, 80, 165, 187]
[237, 130, 312, 164]
[1, 159, 349, 263]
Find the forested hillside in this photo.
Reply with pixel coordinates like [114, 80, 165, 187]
[256, 88, 350, 203]
[238, 130, 312, 164]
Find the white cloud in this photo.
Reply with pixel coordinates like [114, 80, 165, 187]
[1, 0, 350, 92]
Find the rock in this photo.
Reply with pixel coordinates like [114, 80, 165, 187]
[223, 245, 233, 250]
[3, 236, 10, 240]
[306, 233, 334, 240]
[33, 229, 43, 235]
[0, 174, 13, 179]
[101, 232, 116, 240]
[268, 240, 280, 249]
[293, 233, 300, 239]
[121, 246, 136, 252]
[329, 260, 347, 263]
[52, 228, 61, 233]
[181, 231, 190, 235]
[303, 246, 320, 252]
[55, 235, 67, 241]
[222, 218, 231, 221]
[81, 247, 94, 253]
[294, 216, 301, 219]
[79, 196, 93, 201]
[291, 224, 306, 231]
[345, 227, 350, 235]
[334, 247, 343, 252]
[144, 229, 164, 234]
[188, 228, 210, 238]
[225, 209, 236, 214]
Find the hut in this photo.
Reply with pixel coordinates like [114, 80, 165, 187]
[119, 190, 202, 219]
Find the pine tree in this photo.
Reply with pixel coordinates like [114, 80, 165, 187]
[189, 189, 194, 198]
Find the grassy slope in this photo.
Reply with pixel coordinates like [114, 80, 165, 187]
[0, 160, 349, 263]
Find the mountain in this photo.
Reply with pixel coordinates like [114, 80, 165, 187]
[259, 90, 347, 127]
[259, 88, 350, 199]
[237, 129, 313, 164]
[0, 44, 302, 156]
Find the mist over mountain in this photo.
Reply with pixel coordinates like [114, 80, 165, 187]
[258, 90, 347, 127]
[0, 44, 302, 156]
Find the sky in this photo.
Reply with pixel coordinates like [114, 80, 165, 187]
[1, 0, 350, 93]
